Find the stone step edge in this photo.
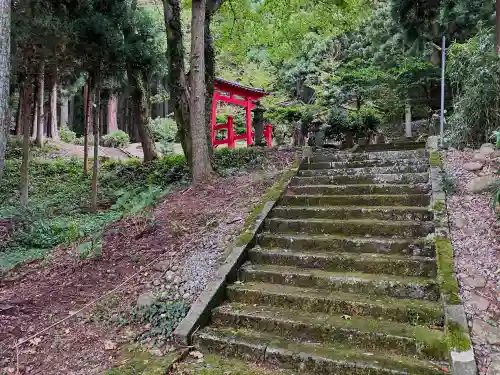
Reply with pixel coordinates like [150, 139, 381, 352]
[226, 282, 444, 325]
[211, 302, 448, 360]
[195, 327, 447, 375]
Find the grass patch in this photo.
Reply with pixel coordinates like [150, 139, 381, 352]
[432, 200, 446, 213]
[429, 151, 443, 168]
[0, 148, 273, 274]
[446, 321, 471, 352]
[435, 237, 461, 305]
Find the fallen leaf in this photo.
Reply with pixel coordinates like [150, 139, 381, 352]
[29, 337, 42, 346]
[341, 314, 352, 320]
[104, 340, 116, 350]
[189, 350, 204, 359]
[64, 328, 71, 334]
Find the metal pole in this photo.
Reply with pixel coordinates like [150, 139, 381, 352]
[440, 36, 446, 146]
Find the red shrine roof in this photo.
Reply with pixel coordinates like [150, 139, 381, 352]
[214, 77, 270, 97]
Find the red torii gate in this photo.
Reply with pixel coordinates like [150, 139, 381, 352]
[211, 77, 273, 149]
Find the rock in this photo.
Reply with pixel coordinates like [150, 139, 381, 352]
[171, 265, 179, 272]
[473, 319, 500, 345]
[153, 279, 161, 287]
[164, 271, 175, 282]
[182, 293, 190, 300]
[173, 276, 182, 285]
[136, 292, 155, 307]
[480, 143, 496, 156]
[462, 276, 487, 289]
[467, 175, 497, 193]
[454, 217, 467, 229]
[153, 261, 171, 272]
[473, 153, 488, 163]
[226, 216, 243, 224]
[488, 361, 500, 375]
[466, 293, 490, 311]
[463, 162, 484, 171]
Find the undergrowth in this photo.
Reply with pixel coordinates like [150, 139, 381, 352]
[0, 147, 267, 273]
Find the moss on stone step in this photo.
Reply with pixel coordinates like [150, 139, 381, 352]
[194, 327, 447, 375]
[226, 282, 444, 325]
[239, 264, 441, 301]
[264, 218, 434, 238]
[248, 248, 437, 277]
[435, 237, 461, 305]
[302, 160, 429, 171]
[270, 206, 434, 222]
[429, 151, 443, 168]
[309, 149, 427, 163]
[280, 194, 431, 207]
[288, 184, 430, 196]
[211, 303, 448, 360]
[298, 165, 429, 176]
[291, 173, 430, 186]
[257, 233, 435, 257]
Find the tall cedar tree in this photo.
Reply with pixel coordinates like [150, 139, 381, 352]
[0, 0, 10, 177]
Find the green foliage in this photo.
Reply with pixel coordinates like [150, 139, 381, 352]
[213, 148, 264, 173]
[348, 107, 382, 136]
[149, 117, 178, 143]
[5, 136, 24, 159]
[112, 185, 166, 215]
[435, 237, 461, 305]
[102, 130, 130, 148]
[77, 232, 104, 260]
[132, 300, 187, 344]
[74, 136, 95, 146]
[447, 30, 500, 147]
[60, 126, 77, 144]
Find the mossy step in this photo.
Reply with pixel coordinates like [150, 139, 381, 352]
[298, 165, 429, 176]
[239, 264, 440, 301]
[290, 173, 429, 186]
[280, 194, 431, 207]
[309, 150, 428, 163]
[301, 160, 429, 171]
[257, 233, 435, 257]
[248, 247, 437, 277]
[264, 218, 434, 238]
[211, 303, 448, 360]
[195, 327, 447, 375]
[226, 282, 444, 325]
[358, 142, 427, 152]
[269, 206, 434, 222]
[287, 184, 430, 196]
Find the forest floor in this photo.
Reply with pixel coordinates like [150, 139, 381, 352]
[444, 150, 500, 375]
[0, 148, 296, 375]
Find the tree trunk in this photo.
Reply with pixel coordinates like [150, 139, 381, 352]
[35, 62, 45, 146]
[60, 90, 69, 128]
[107, 93, 118, 133]
[497, 0, 500, 54]
[50, 77, 58, 140]
[131, 74, 157, 161]
[91, 77, 100, 212]
[83, 77, 91, 176]
[190, 0, 213, 183]
[0, 0, 10, 177]
[20, 80, 33, 204]
[68, 95, 74, 129]
[164, 0, 192, 165]
[15, 81, 24, 135]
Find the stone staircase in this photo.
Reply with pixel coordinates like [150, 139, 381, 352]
[194, 145, 450, 375]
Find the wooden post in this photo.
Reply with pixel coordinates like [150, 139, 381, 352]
[405, 101, 412, 138]
[245, 98, 252, 146]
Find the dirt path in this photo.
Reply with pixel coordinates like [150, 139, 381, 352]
[0, 165, 294, 375]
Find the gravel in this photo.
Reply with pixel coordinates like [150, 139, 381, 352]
[444, 151, 500, 374]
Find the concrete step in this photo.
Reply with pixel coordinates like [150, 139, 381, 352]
[239, 264, 440, 301]
[211, 303, 447, 360]
[287, 184, 430, 196]
[358, 141, 427, 152]
[309, 149, 428, 163]
[290, 173, 429, 185]
[301, 160, 429, 171]
[248, 247, 437, 277]
[298, 165, 429, 176]
[257, 233, 435, 257]
[264, 218, 434, 238]
[280, 194, 431, 207]
[226, 282, 444, 325]
[195, 327, 447, 375]
[269, 206, 434, 222]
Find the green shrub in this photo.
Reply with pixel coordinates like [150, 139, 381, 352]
[60, 126, 77, 144]
[102, 130, 130, 148]
[5, 136, 23, 159]
[325, 107, 350, 139]
[214, 148, 264, 171]
[348, 106, 381, 136]
[149, 117, 178, 143]
[74, 136, 95, 146]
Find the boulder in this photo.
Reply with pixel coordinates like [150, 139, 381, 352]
[136, 292, 155, 307]
[463, 162, 484, 171]
[467, 175, 497, 193]
[479, 143, 495, 156]
[488, 361, 500, 375]
[472, 153, 487, 164]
